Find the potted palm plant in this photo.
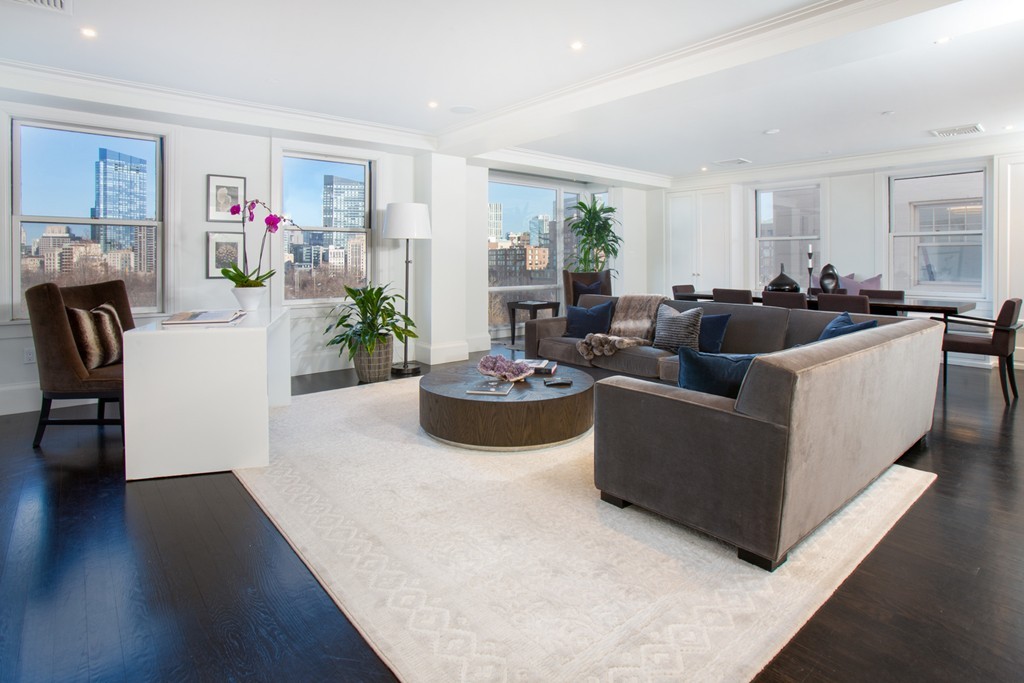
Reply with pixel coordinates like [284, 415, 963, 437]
[563, 196, 623, 305]
[324, 284, 417, 383]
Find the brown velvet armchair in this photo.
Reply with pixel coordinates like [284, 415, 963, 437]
[563, 269, 612, 307]
[24, 280, 135, 447]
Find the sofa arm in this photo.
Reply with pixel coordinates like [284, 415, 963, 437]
[594, 376, 790, 560]
[525, 316, 567, 358]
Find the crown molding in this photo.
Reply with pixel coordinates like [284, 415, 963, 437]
[0, 59, 435, 153]
[473, 148, 672, 190]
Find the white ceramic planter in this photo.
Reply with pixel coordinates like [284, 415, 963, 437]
[232, 286, 266, 311]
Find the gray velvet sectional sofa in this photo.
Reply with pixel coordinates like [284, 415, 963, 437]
[524, 294, 945, 570]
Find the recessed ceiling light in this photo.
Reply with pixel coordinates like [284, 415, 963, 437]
[80, 27, 97, 38]
[934, 36, 951, 44]
[427, 101, 439, 109]
[700, 167, 709, 172]
[763, 128, 781, 135]
[1005, 125, 1016, 131]
[570, 41, 584, 51]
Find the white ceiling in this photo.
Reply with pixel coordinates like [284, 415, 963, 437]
[1, 0, 1023, 182]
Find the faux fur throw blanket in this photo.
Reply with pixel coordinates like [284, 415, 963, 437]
[576, 294, 668, 360]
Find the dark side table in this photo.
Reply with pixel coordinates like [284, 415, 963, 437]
[507, 300, 560, 345]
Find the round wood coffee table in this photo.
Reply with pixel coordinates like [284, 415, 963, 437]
[419, 364, 594, 450]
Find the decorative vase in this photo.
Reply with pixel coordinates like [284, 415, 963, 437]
[765, 264, 800, 292]
[819, 264, 840, 294]
[353, 335, 393, 384]
[232, 286, 265, 312]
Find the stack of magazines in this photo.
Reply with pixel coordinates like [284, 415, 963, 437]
[162, 310, 246, 326]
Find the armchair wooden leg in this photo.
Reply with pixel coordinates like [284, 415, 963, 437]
[33, 397, 52, 448]
[1008, 353, 1019, 399]
[997, 357, 1011, 404]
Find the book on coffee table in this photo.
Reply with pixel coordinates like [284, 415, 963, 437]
[523, 359, 548, 368]
[162, 309, 246, 325]
[533, 363, 557, 375]
[466, 379, 514, 396]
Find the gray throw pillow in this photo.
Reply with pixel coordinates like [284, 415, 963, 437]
[652, 305, 702, 352]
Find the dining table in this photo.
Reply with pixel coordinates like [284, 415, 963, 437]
[680, 291, 976, 323]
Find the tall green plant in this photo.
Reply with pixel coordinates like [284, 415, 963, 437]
[565, 196, 623, 273]
[324, 284, 416, 360]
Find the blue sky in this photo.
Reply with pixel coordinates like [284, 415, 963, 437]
[19, 124, 158, 218]
[18, 125, 365, 232]
[489, 181, 567, 238]
[282, 156, 364, 227]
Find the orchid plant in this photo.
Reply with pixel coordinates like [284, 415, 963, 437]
[221, 199, 297, 287]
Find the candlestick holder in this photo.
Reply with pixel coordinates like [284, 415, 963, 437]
[807, 249, 814, 291]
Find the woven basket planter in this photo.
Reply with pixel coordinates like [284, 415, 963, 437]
[353, 335, 393, 384]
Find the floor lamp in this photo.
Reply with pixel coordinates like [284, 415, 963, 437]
[382, 202, 432, 376]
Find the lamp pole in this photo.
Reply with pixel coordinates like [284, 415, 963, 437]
[392, 237, 420, 375]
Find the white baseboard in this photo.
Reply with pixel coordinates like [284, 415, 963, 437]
[421, 340, 470, 365]
[466, 333, 493, 353]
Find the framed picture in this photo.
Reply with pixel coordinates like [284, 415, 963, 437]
[207, 174, 245, 222]
[207, 231, 244, 279]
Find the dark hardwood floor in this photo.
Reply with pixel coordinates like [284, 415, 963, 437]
[1, 348, 1021, 681]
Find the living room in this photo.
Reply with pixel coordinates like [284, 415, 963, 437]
[2, 0, 1023, 680]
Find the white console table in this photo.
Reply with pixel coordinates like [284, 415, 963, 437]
[123, 308, 290, 480]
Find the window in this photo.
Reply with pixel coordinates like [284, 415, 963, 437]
[755, 186, 820, 289]
[12, 121, 163, 319]
[281, 155, 370, 301]
[890, 171, 985, 296]
[487, 176, 586, 335]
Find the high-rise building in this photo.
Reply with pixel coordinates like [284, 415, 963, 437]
[90, 148, 156, 272]
[322, 175, 365, 229]
[488, 203, 503, 241]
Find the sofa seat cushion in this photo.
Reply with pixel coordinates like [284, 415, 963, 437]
[538, 336, 594, 367]
[591, 345, 673, 378]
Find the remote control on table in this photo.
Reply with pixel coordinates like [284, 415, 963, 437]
[544, 377, 573, 387]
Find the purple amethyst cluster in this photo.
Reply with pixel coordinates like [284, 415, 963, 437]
[477, 354, 534, 382]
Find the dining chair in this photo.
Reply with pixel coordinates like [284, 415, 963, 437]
[761, 291, 808, 309]
[24, 279, 134, 447]
[712, 288, 754, 304]
[816, 293, 871, 314]
[808, 287, 848, 296]
[672, 284, 697, 300]
[934, 298, 1022, 404]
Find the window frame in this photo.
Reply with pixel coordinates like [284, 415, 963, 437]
[10, 118, 165, 320]
[753, 183, 822, 290]
[486, 172, 596, 335]
[277, 150, 373, 307]
[888, 168, 988, 299]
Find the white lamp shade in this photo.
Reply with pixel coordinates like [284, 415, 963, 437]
[383, 202, 432, 240]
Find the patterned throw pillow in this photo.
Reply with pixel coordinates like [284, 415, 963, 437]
[652, 305, 702, 352]
[66, 301, 124, 369]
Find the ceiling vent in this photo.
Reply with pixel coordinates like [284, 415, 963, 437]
[713, 157, 753, 167]
[6, 0, 71, 13]
[930, 123, 984, 138]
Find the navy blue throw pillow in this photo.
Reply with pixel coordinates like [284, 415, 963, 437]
[564, 300, 614, 338]
[572, 279, 604, 305]
[698, 313, 731, 353]
[677, 347, 758, 399]
[818, 312, 878, 341]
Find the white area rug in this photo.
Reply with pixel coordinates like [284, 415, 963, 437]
[236, 378, 935, 682]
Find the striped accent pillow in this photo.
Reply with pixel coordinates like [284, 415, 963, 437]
[66, 301, 124, 369]
[652, 305, 702, 352]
